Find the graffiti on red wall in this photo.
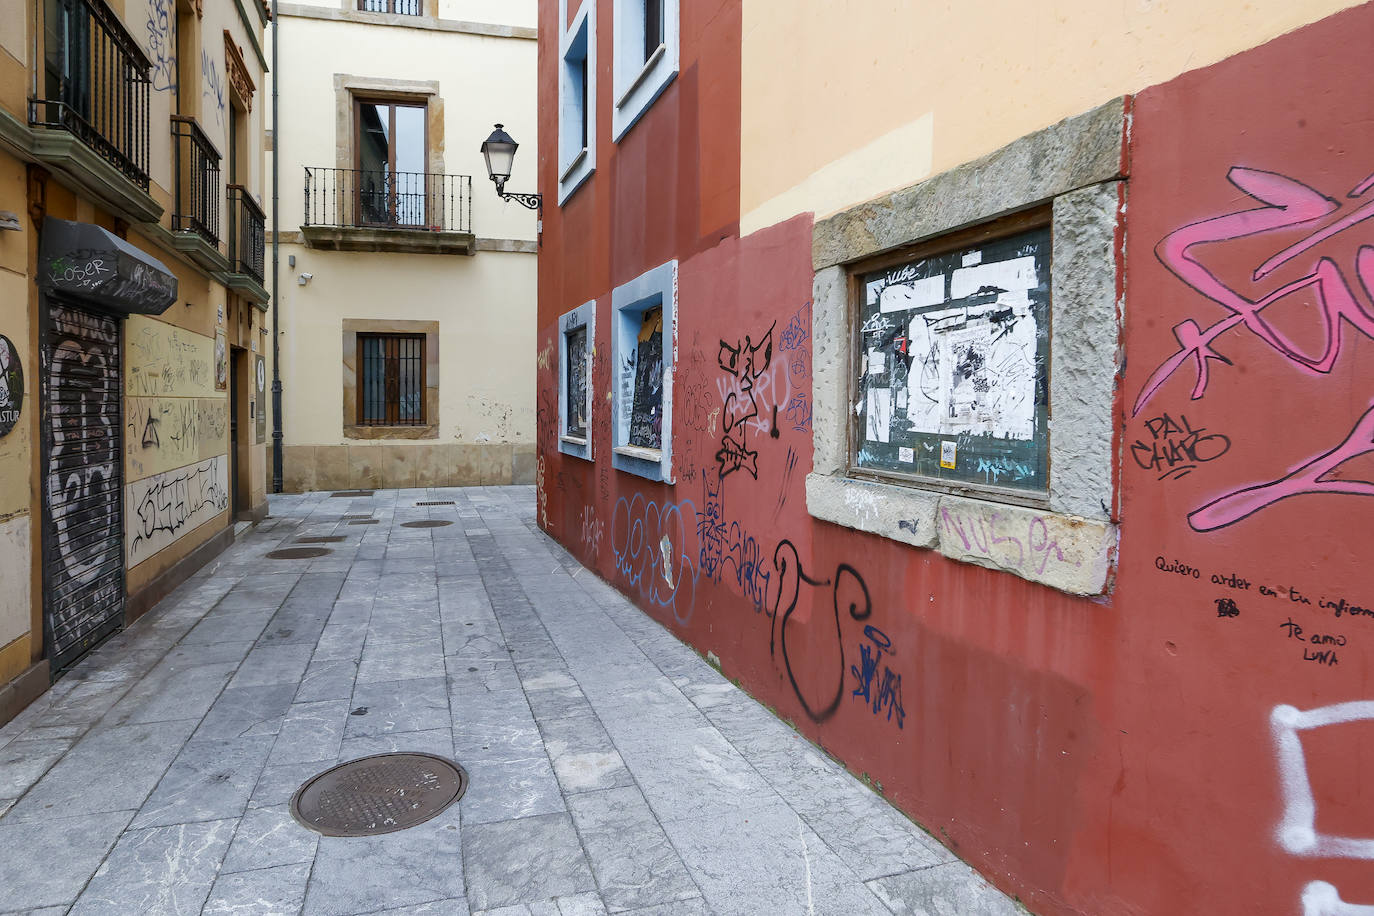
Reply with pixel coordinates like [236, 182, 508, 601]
[611, 492, 699, 624]
[716, 322, 778, 479]
[851, 625, 906, 728]
[1131, 413, 1232, 482]
[770, 539, 872, 723]
[1135, 165, 1374, 529]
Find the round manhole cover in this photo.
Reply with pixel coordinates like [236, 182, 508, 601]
[290, 753, 467, 837]
[266, 547, 332, 559]
[401, 520, 453, 528]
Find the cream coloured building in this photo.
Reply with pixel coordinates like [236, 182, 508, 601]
[269, 0, 538, 492]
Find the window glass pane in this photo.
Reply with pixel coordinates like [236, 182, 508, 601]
[362, 336, 384, 422]
[399, 337, 422, 421]
[394, 106, 425, 173]
[566, 326, 588, 439]
[358, 104, 389, 223]
[629, 307, 664, 449]
[644, 0, 663, 62]
[578, 56, 589, 150]
[359, 103, 389, 172]
[854, 224, 1051, 493]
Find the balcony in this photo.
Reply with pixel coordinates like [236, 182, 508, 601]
[227, 184, 266, 289]
[29, 0, 152, 197]
[301, 167, 475, 255]
[170, 116, 222, 259]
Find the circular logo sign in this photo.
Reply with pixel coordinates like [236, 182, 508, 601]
[256, 357, 266, 394]
[0, 335, 23, 439]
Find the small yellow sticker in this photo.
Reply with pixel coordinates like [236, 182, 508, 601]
[940, 440, 957, 469]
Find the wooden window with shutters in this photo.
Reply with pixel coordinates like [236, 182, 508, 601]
[357, 333, 426, 426]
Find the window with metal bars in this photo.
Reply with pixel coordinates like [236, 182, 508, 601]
[358, 0, 422, 14]
[357, 334, 426, 426]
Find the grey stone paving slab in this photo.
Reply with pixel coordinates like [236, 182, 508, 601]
[367, 899, 471, 916]
[103, 660, 238, 727]
[132, 735, 275, 829]
[5, 718, 198, 822]
[221, 803, 318, 873]
[463, 813, 597, 911]
[867, 862, 1029, 915]
[182, 608, 276, 646]
[249, 759, 326, 809]
[447, 656, 523, 695]
[268, 698, 350, 765]
[161, 638, 258, 668]
[357, 639, 446, 683]
[339, 726, 454, 761]
[202, 862, 312, 915]
[538, 714, 634, 795]
[303, 806, 464, 916]
[662, 801, 889, 916]
[612, 900, 710, 916]
[0, 810, 132, 910]
[0, 737, 71, 798]
[614, 725, 780, 821]
[295, 656, 361, 703]
[230, 644, 315, 689]
[346, 677, 450, 738]
[195, 684, 298, 740]
[458, 746, 566, 826]
[69, 818, 236, 915]
[566, 787, 700, 912]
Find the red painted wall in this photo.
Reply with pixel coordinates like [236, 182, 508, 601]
[536, 2, 1374, 913]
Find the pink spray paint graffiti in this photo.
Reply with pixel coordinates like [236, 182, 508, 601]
[1135, 167, 1374, 414]
[1136, 166, 1374, 530]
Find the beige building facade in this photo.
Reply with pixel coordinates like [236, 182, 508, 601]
[0, 0, 271, 723]
[270, 0, 539, 492]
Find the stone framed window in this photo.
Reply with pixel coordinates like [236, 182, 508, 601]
[850, 208, 1052, 505]
[342, 319, 438, 439]
[559, 299, 595, 461]
[611, 0, 678, 141]
[611, 260, 676, 482]
[558, 0, 596, 204]
[808, 99, 1128, 595]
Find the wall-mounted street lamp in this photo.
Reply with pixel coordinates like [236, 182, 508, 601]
[481, 124, 542, 242]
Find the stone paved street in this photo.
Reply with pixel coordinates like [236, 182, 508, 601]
[0, 487, 1022, 915]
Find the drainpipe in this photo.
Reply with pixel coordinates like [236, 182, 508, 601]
[270, 0, 283, 493]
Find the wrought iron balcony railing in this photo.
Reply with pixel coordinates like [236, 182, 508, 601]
[227, 184, 265, 285]
[30, 0, 152, 189]
[303, 168, 472, 234]
[171, 116, 221, 245]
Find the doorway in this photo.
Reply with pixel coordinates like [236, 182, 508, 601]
[229, 347, 249, 518]
[41, 299, 124, 673]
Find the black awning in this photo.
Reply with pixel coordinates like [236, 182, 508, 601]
[39, 217, 178, 315]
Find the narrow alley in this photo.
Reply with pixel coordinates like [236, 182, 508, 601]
[0, 487, 1019, 915]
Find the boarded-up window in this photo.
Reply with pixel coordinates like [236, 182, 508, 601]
[565, 324, 588, 439]
[358, 333, 425, 426]
[628, 306, 663, 449]
[853, 222, 1051, 496]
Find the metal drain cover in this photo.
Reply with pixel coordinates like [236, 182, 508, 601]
[290, 753, 467, 837]
[348, 519, 380, 525]
[341, 515, 373, 520]
[267, 547, 332, 559]
[330, 490, 375, 498]
[401, 520, 452, 528]
[416, 501, 455, 506]
[296, 536, 346, 544]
